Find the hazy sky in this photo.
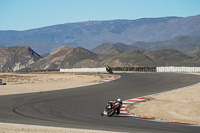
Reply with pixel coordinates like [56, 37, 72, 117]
[0, 0, 200, 30]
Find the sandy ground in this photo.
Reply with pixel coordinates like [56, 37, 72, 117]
[0, 122, 119, 133]
[0, 72, 121, 133]
[0, 72, 111, 95]
[126, 73, 200, 125]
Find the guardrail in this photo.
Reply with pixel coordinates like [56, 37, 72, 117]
[60, 67, 156, 72]
[60, 67, 200, 73]
[111, 67, 156, 72]
[60, 67, 106, 72]
[156, 66, 200, 73]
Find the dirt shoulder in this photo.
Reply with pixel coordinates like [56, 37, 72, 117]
[0, 122, 119, 133]
[126, 73, 200, 125]
[0, 72, 111, 95]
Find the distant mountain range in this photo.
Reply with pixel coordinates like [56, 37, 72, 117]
[131, 35, 200, 51]
[0, 14, 200, 55]
[92, 36, 200, 54]
[1, 34, 200, 72]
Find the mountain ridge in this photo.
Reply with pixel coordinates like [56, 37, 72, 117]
[92, 42, 143, 54]
[92, 36, 200, 54]
[1, 44, 200, 72]
[17, 45, 200, 72]
[1, 14, 200, 55]
[131, 35, 200, 51]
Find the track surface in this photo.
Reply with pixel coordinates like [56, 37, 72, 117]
[0, 73, 200, 133]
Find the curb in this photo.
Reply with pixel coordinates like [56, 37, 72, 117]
[120, 97, 147, 116]
[100, 74, 121, 83]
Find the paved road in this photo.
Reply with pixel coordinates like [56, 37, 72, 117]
[0, 73, 200, 133]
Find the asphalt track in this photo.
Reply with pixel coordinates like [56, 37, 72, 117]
[0, 73, 200, 133]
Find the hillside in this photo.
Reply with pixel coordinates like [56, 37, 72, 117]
[102, 49, 122, 56]
[0, 14, 200, 55]
[184, 46, 200, 57]
[92, 42, 143, 54]
[19, 46, 98, 71]
[101, 50, 153, 67]
[99, 49, 195, 67]
[0, 46, 41, 72]
[143, 49, 192, 66]
[2, 44, 200, 72]
[131, 35, 200, 51]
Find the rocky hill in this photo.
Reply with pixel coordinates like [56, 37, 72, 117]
[102, 49, 122, 56]
[101, 50, 153, 67]
[184, 46, 200, 57]
[99, 49, 196, 67]
[19, 45, 98, 71]
[2, 44, 200, 72]
[0, 14, 200, 55]
[92, 42, 143, 54]
[131, 35, 200, 51]
[0, 46, 41, 72]
[19, 46, 200, 72]
[143, 49, 192, 66]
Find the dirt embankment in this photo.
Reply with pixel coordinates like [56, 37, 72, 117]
[126, 74, 200, 125]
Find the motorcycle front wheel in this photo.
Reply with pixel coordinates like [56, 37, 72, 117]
[107, 109, 115, 117]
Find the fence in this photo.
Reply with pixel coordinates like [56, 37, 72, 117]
[156, 66, 200, 73]
[60, 67, 106, 72]
[111, 67, 156, 72]
[60, 67, 156, 72]
[60, 67, 200, 73]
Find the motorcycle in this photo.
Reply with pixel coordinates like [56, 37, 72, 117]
[106, 67, 113, 74]
[101, 101, 121, 117]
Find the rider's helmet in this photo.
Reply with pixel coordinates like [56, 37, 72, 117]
[117, 98, 121, 102]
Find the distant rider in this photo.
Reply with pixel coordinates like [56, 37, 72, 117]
[106, 65, 111, 72]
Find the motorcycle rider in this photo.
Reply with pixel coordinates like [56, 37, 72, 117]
[107, 98, 122, 115]
[106, 65, 111, 72]
[115, 98, 122, 115]
[106, 65, 113, 74]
